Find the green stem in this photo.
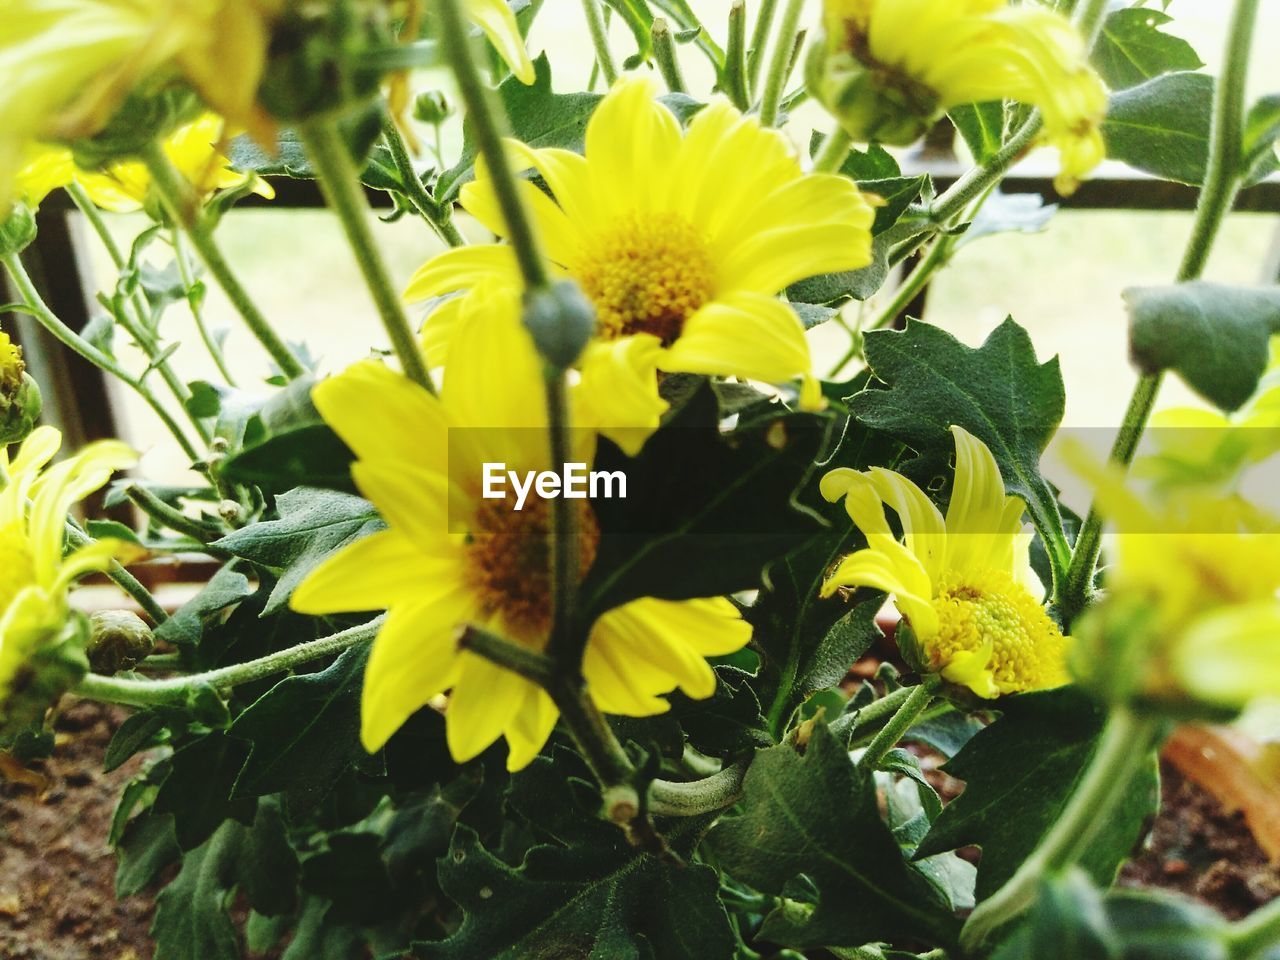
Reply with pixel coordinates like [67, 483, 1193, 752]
[459, 625, 557, 686]
[172, 228, 237, 385]
[960, 710, 1162, 953]
[434, 0, 551, 291]
[380, 112, 466, 248]
[652, 18, 687, 94]
[1058, 0, 1259, 623]
[723, 2, 750, 111]
[544, 375, 582, 667]
[745, 0, 780, 98]
[75, 616, 382, 708]
[855, 675, 939, 774]
[64, 520, 169, 625]
[826, 685, 913, 742]
[1227, 897, 1280, 959]
[300, 118, 436, 394]
[812, 127, 853, 174]
[757, 0, 805, 128]
[581, 0, 619, 86]
[123, 482, 226, 548]
[2, 252, 200, 461]
[649, 760, 747, 816]
[141, 142, 306, 381]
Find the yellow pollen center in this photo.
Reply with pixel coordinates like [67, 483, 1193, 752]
[572, 212, 715, 346]
[463, 494, 600, 644]
[0, 523, 35, 614]
[926, 567, 1068, 695]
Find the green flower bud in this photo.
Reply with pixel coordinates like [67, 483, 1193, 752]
[0, 615, 89, 748]
[86, 610, 156, 675]
[0, 203, 38, 257]
[413, 90, 453, 126]
[0, 334, 42, 445]
[523, 281, 597, 372]
[70, 87, 201, 171]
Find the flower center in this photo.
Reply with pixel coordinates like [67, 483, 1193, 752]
[928, 566, 1067, 695]
[463, 493, 600, 644]
[571, 212, 715, 346]
[0, 523, 35, 614]
[0, 333, 24, 396]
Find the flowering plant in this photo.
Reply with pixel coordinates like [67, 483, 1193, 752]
[2, 0, 1279, 957]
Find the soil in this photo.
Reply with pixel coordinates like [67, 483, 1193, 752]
[2, 702, 1278, 959]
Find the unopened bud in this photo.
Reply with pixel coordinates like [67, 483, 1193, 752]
[0, 616, 89, 747]
[523, 281, 597, 372]
[86, 610, 156, 675]
[0, 334, 42, 445]
[413, 90, 453, 126]
[0, 203, 37, 257]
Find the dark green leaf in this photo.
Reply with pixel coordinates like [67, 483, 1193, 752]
[154, 565, 253, 647]
[221, 422, 358, 495]
[227, 112, 399, 192]
[150, 821, 243, 960]
[115, 812, 181, 898]
[103, 711, 167, 773]
[916, 688, 1159, 900]
[230, 643, 371, 809]
[215, 487, 383, 615]
[1126, 282, 1280, 412]
[862, 176, 927, 236]
[184, 381, 264, 454]
[154, 733, 253, 850]
[1243, 94, 1280, 181]
[1103, 71, 1213, 185]
[1092, 8, 1202, 90]
[950, 102, 1005, 163]
[238, 797, 299, 917]
[850, 318, 1070, 584]
[437, 55, 602, 201]
[708, 723, 960, 949]
[280, 897, 366, 960]
[581, 385, 828, 620]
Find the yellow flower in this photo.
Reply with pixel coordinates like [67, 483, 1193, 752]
[74, 113, 275, 212]
[0, 426, 137, 721]
[820, 425, 1069, 698]
[814, 0, 1107, 194]
[290, 284, 751, 771]
[0, 334, 23, 398]
[405, 75, 875, 454]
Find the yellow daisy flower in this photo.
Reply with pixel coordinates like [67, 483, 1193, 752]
[820, 425, 1069, 698]
[813, 0, 1107, 194]
[0, 426, 137, 726]
[290, 284, 751, 771]
[404, 74, 875, 455]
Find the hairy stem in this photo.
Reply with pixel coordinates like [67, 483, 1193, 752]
[380, 112, 466, 248]
[855, 675, 940, 774]
[581, 0, 619, 86]
[141, 142, 305, 381]
[171, 228, 237, 385]
[745, 0, 780, 98]
[123, 483, 227, 549]
[757, 0, 805, 128]
[812, 127, 853, 174]
[64, 520, 169, 625]
[723, 2, 750, 111]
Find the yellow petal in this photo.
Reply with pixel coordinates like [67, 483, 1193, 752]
[662, 292, 811, 385]
[465, 0, 536, 84]
[289, 529, 459, 615]
[445, 651, 533, 763]
[575, 336, 666, 457]
[404, 244, 521, 302]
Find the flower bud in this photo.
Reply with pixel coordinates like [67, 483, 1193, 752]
[413, 90, 453, 126]
[0, 334, 42, 445]
[0, 615, 89, 747]
[805, 36, 937, 147]
[86, 610, 156, 675]
[523, 281, 598, 372]
[69, 88, 201, 172]
[0, 203, 38, 257]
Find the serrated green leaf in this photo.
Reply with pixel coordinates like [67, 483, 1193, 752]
[215, 487, 383, 615]
[153, 732, 253, 850]
[151, 821, 243, 960]
[950, 101, 1005, 163]
[115, 811, 181, 898]
[154, 564, 254, 647]
[229, 643, 371, 808]
[862, 176, 927, 235]
[103, 710, 166, 773]
[708, 723, 960, 949]
[580, 384, 828, 620]
[916, 688, 1158, 900]
[1125, 282, 1280, 412]
[850, 317, 1070, 584]
[437, 54, 601, 201]
[238, 797, 299, 917]
[1092, 8, 1202, 90]
[1103, 71, 1213, 185]
[221, 422, 357, 495]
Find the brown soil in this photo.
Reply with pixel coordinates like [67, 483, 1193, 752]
[2, 704, 1278, 959]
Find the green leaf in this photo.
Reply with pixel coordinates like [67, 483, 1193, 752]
[916, 688, 1159, 900]
[227, 110, 398, 192]
[862, 176, 927, 236]
[1092, 8, 1202, 90]
[708, 723, 961, 950]
[153, 732, 253, 850]
[415, 820, 736, 959]
[154, 564, 254, 647]
[1125, 282, 1280, 412]
[850, 318, 1069, 584]
[1243, 94, 1280, 185]
[230, 643, 371, 809]
[1103, 71, 1213, 185]
[950, 101, 1005, 163]
[215, 487, 383, 615]
[437, 55, 602, 201]
[602, 0, 656, 68]
[184, 381, 264, 454]
[221, 422, 358, 495]
[103, 710, 167, 773]
[238, 797, 300, 917]
[151, 822, 243, 960]
[581, 385, 829, 620]
[116, 812, 181, 898]
[956, 191, 1056, 250]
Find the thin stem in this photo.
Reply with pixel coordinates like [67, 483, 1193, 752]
[826, 685, 914, 742]
[172, 228, 237, 385]
[75, 616, 383, 708]
[546, 673, 635, 788]
[855, 676, 939, 774]
[2, 252, 200, 461]
[1059, 0, 1259, 622]
[757, 0, 805, 128]
[960, 710, 1162, 953]
[123, 483, 226, 547]
[380, 112, 467, 248]
[649, 760, 747, 816]
[434, 0, 551, 291]
[723, 2, 750, 111]
[459, 625, 557, 686]
[300, 118, 435, 394]
[581, 0, 619, 87]
[652, 18, 687, 94]
[141, 142, 306, 381]
[812, 127, 853, 174]
[544, 376, 582, 668]
[64, 520, 169, 625]
[1227, 897, 1280, 959]
[746, 0, 780, 97]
